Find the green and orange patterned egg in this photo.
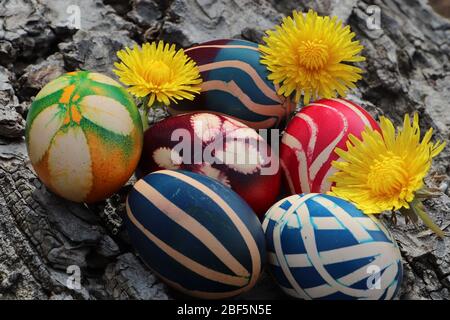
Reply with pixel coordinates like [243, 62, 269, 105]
[26, 71, 143, 203]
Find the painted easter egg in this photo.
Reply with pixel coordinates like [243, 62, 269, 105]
[263, 193, 403, 300]
[125, 170, 266, 299]
[137, 112, 281, 217]
[280, 98, 380, 195]
[168, 39, 295, 129]
[26, 71, 143, 203]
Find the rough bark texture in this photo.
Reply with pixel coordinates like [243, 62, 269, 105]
[0, 0, 449, 300]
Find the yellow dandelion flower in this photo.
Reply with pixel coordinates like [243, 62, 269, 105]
[259, 9, 365, 105]
[113, 41, 202, 107]
[329, 114, 446, 236]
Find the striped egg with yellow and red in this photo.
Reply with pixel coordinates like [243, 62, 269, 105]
[280, 98, 380, 194]
[26, 71, 143, 203]
[125, 170, 266, 299]
[137, 112, 281, 218]
[168, 39, 294, 129]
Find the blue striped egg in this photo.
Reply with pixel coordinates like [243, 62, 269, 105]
[168, 39, 295, 129]
[125, 169, 266, 299]
[263, 193, 403, 300]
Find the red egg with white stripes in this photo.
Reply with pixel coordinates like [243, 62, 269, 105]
[280, 98, 380, 194]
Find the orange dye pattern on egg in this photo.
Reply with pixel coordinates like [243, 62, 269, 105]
[63, 114, 71, 125]
[32, 151, 59, 197]
[60, 85, 76, 104]
[70, 105, 82, 124]
[92, 86, 104, 95]
[83, 128, 142, 203]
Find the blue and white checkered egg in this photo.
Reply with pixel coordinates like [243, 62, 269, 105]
[263, 193, 403, 300]
[125, 169, 266, 299]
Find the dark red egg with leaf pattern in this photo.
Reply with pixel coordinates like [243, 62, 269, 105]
[137, 112, 281, 217]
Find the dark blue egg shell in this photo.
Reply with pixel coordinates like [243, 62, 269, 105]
[125, 169, 266, 299]
[169, 39, 294, 129]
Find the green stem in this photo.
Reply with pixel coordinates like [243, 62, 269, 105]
[139, 97, 167, 131]
[139, 96, 151, 131]
[139, 109, 149, 131]
[411, 198, 445, 238]
[415, 187, 442, 200]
